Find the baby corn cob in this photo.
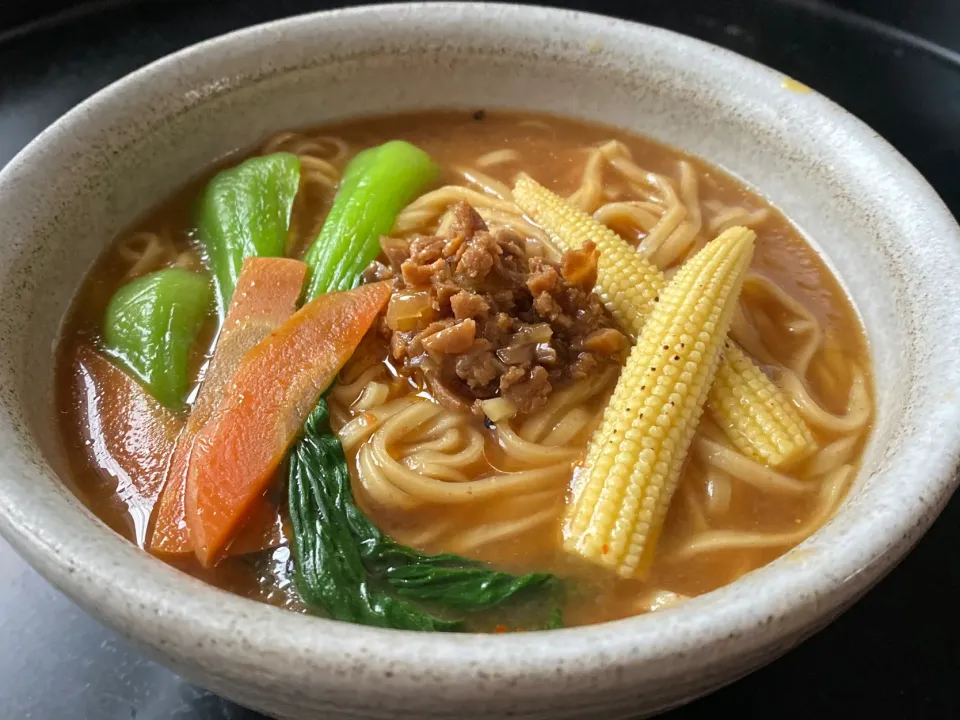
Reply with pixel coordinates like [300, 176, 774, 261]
[513, 173, 814, 467]
[709, 341, 815, 465]
[565, 227, 755, 577]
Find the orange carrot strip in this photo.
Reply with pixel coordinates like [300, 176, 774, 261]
[185, 280, 392, 567]
[73, 345, 182, 543]
[149, 257, 307, 557]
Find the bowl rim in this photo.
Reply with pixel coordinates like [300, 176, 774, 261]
[1, 0, 959, 696]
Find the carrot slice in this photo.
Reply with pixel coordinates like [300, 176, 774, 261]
[72, 345, 182, 542]
[149, 257, 307, 557]
[185, 280, 393, 567]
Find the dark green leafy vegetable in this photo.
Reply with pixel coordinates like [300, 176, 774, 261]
[349, 511, 554, 612]
[543, 607, 564, 630]
[103, 268, 210, 410]
[198, 152, 301, 314]
[289, 401, 460, 631]
[302, 141, 439, 300]
[379, 560, 555, 610]
[289, 399, 560, 630]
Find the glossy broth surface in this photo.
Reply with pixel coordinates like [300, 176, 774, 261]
[56, 111, 872, 628]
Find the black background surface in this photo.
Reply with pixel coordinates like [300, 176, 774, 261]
[0, 1, 957, 718]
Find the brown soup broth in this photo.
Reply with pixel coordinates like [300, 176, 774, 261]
[55, 110, 872, 629]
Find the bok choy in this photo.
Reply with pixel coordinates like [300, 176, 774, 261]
[103, 268, 210, 410]
[289, 399, 560, 630]
[198, 152, 301, 314]
[302, 140, 439, 300]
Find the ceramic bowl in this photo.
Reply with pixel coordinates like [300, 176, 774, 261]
[0, 4, 958, 718]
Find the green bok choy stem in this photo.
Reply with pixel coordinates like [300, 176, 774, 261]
[198, 152, 301, 314]
[103, 268, 210, 410]
[302, 141, 438, 300]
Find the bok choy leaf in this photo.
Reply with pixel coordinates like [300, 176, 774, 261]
[289, 400, 560, 630]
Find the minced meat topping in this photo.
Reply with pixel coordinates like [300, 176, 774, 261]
[371, 201, 627, 416]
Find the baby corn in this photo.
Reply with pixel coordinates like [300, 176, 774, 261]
[565, 227, 755, 577]
[513, 173, 814, 467]
[709, 341, 815, 466]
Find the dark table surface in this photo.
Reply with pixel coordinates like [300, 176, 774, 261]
[1, 1, 958, 717]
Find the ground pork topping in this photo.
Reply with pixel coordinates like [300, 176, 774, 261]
[375, 201, 627, 416]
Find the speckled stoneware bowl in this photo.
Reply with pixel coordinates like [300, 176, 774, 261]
[0, 3, 958, 718]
